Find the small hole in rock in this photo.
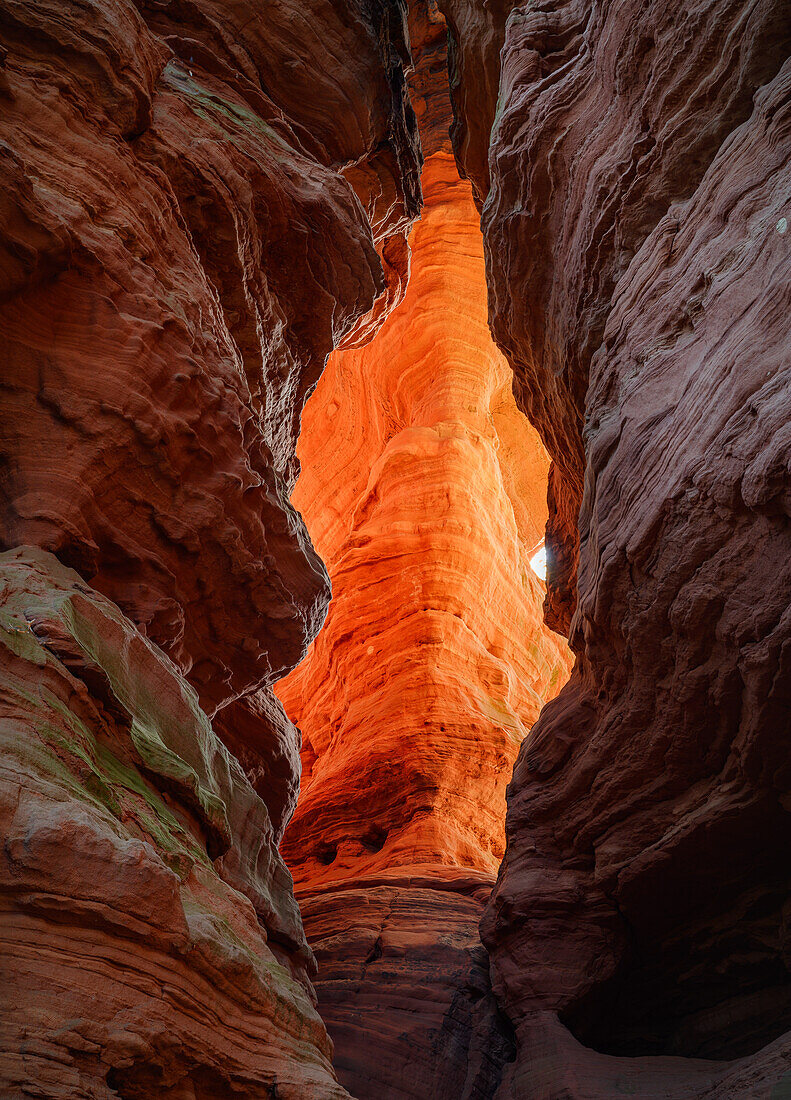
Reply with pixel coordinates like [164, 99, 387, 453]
[361, 826, 388, 853]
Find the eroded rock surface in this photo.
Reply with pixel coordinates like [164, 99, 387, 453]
[0, 547, 350, 1098]
[0, 0, 422, 1094]
[0, 0, 421, 715]
[435, 0, 791, 1095]
[276, 153, 571, 1099]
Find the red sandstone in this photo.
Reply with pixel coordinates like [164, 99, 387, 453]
[1, 2, 790, 1099]
[276, 151, 571, 1097]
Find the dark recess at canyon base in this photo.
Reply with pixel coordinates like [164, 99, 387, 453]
[1, 1, 790, 1099]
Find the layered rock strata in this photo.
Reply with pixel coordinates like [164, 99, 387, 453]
[437, 0, 791, 1095]
[4, 1, 790, 1097]
[276, 153, 572, 1099]
[0, 0, 422, 1093]
[0, 0, 421, 715]
[0, 547, 350, 1098]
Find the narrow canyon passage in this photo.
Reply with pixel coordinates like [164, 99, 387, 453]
[1, 1, 790, 1099]
[275, 151, 571, 1098]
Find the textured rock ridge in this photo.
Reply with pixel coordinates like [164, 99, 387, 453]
[276, 152, 572, 1098]
[442, 0, 791, 634]
[438, 0, 518, 206]
[0, 0, 423, 1094]
[0, 0, 422, 716]
[0, 547, 350, 1098]
[433, 0, 791, 1096]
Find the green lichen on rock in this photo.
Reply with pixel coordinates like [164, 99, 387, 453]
[60, 586, 234, 851]
[0, 631, 207, 874]
[165, 59, 294, 154]
[0, 545, 347, 1095]
[0, 546, 303, 946]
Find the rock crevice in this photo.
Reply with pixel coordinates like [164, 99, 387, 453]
[275, 151, 571, 1098]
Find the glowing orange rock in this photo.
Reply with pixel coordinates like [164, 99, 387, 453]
[279, 152, 569, 888]
[276, 151, 571, 1098]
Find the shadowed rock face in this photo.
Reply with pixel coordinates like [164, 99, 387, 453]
[406, 0, 453, 156]
[450, 0, 791, 634]
[438, 0, 791, 1096]
[0, 0, 421, 716]
[438, 0, 519, 205]
[276, 153, 572, 1099]
[0, 0, 421, 1095]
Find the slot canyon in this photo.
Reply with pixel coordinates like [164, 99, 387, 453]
[0, 2, 790, 1099]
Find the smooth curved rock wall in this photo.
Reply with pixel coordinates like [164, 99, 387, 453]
[0, 547, 350, 1098]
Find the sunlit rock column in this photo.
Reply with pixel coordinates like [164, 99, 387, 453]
[276, 152, 572, 1100]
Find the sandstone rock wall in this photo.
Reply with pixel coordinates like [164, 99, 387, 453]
[4, 1, 791, 1096]
[439, 0, 791, 1095]
[0, 0, 421, 715]
[0, 0, 422, 1093]
[276, 152, 572, 1098]
[0, 547, 350, 1098]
